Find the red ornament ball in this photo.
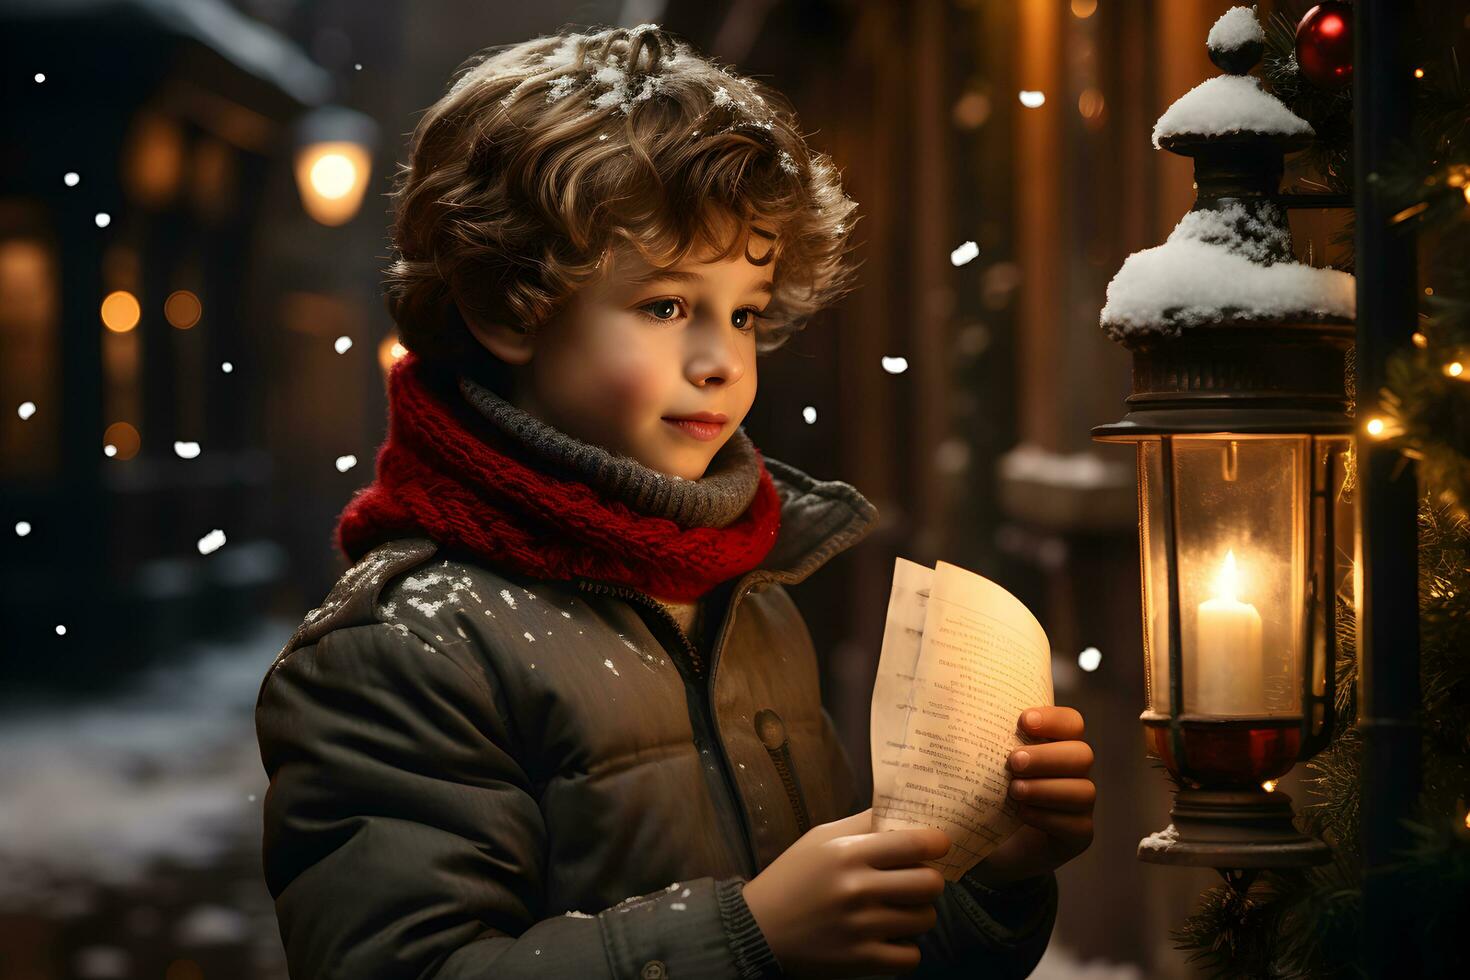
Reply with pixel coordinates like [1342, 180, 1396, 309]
[1295, 2, 1354, 90]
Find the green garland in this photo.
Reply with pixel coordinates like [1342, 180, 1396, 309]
[1169, 5, 1470, 976]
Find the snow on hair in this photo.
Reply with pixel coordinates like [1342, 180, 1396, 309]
[383, 24, 860, 367]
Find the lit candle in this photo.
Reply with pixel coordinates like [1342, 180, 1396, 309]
[1193, 550, 1264, 714]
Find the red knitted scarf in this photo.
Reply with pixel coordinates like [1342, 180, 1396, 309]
[335, 352, 782, 601]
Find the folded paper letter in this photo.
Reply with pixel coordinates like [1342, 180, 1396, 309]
[869, 558, 1055, 881]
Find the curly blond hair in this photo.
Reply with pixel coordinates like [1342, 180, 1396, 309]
[383, 23, 860, 369]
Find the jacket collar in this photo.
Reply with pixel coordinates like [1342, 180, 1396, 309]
[753, 456, 880, 586]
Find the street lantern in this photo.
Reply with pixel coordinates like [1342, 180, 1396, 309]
[1093, 10, 1357, 876]
[292, 105, 377, 227]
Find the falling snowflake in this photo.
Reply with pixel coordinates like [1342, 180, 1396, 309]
[1019, 90, 1046, 108]
[94, 213, 110, 228]
[881, 356, 909, 374]
[55, 624, 66, 635]
[604, 658, 620, 676]
[197, 529, 226, 555]
[950, 240, 979, 266]
[335, 454, 357, 472]
[500, 589, 518, 609]
[334, 336, 353, 354]
[63, 172, 79, 187]
[1078, 646, 1102, 672]
[174, 441, 200, 459]
[221, 362, 233, 373]
[523, 631, 537, 643]
[17, 401, 36, 420]
[802, 406, 817, 424]
[15, 521, 32, 537]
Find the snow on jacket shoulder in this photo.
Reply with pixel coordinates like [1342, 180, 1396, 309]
[254, 457, 1057, 979]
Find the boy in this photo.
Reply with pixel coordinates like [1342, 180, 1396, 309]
[256, 23, 1094, 979]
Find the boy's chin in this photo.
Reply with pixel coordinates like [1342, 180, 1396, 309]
[644, 449, 710, 482]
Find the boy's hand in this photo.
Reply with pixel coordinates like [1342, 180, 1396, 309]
[741, 808, 950, 979]
[964, 706, 1095, 888]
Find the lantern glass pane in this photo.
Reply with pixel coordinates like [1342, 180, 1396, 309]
[1138, 442, 1170, 714]
[1138, 435, 1310, 718]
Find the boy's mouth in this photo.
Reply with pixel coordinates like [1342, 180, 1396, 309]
[662, 416, 726, 441]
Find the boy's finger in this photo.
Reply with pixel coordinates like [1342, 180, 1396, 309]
[862, 828, 951, 869]
[1014, 804, 1093, 846]
[1008, 776, 1096, 812]
[1018, 705, 1085, 740]
[1007, 739, 1095, 777]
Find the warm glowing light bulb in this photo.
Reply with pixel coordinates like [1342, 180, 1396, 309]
[1447, 361, 1465, 378]
[1414, 68, 1425, 78]
[1214, 550, 1244, 603]
[1464, 185, 1470, 206]
[1412, 332, 1428, 348]
[309, 153, 358, 199]
[1262, 780, 1277, 793]
[100, 290, 140, 332]
[1366, 417, 1387, 438]
[1465, 810, 1470, 830]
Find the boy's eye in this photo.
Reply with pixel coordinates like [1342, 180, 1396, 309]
[732, 308, 760, 331]
[642, 298, 681, 320]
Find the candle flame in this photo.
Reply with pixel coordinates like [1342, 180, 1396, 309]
[1214, 549, 1244, 603]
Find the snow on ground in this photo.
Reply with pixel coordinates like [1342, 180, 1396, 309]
[0, 619, 293, 915]
[1033, 943, 1146, 980]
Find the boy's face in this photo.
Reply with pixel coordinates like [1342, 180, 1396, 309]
[469, 224, 768, 481]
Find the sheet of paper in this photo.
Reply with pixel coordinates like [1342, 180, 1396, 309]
[869, 558, 1055, 881]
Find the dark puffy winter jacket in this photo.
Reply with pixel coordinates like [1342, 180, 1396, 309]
[255, 456, 1057, 979]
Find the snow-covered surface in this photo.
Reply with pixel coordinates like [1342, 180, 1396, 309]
[1000, 443, 1131, 489]
[1207, 6, 1265, 52]
[1101, 202, 1355, 337]
[1152, 74, 1313, 148]
[1032, 944, 1146, 980]
[1169, 201, 1290, 263]
[0, 619, 292, 914]
[1138, 822, 1180, 853]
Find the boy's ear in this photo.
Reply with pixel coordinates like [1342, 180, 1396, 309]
[457, 301, 535, 366]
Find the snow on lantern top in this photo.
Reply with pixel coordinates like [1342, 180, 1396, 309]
[1100, 5, 1353, 341]
[1152, 6, 1310, 149]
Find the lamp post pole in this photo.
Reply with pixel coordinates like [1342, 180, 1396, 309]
[1353, 1, 1422, 976]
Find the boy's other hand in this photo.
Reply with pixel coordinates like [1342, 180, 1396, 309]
[964, 705, 1096, 889]
[741, 808, 950, 979]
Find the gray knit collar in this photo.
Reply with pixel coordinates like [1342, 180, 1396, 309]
[456, 373, 762, 530]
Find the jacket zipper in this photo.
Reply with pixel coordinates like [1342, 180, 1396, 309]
[576, 575, 809, 875]
[573, 578, 706, 679]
